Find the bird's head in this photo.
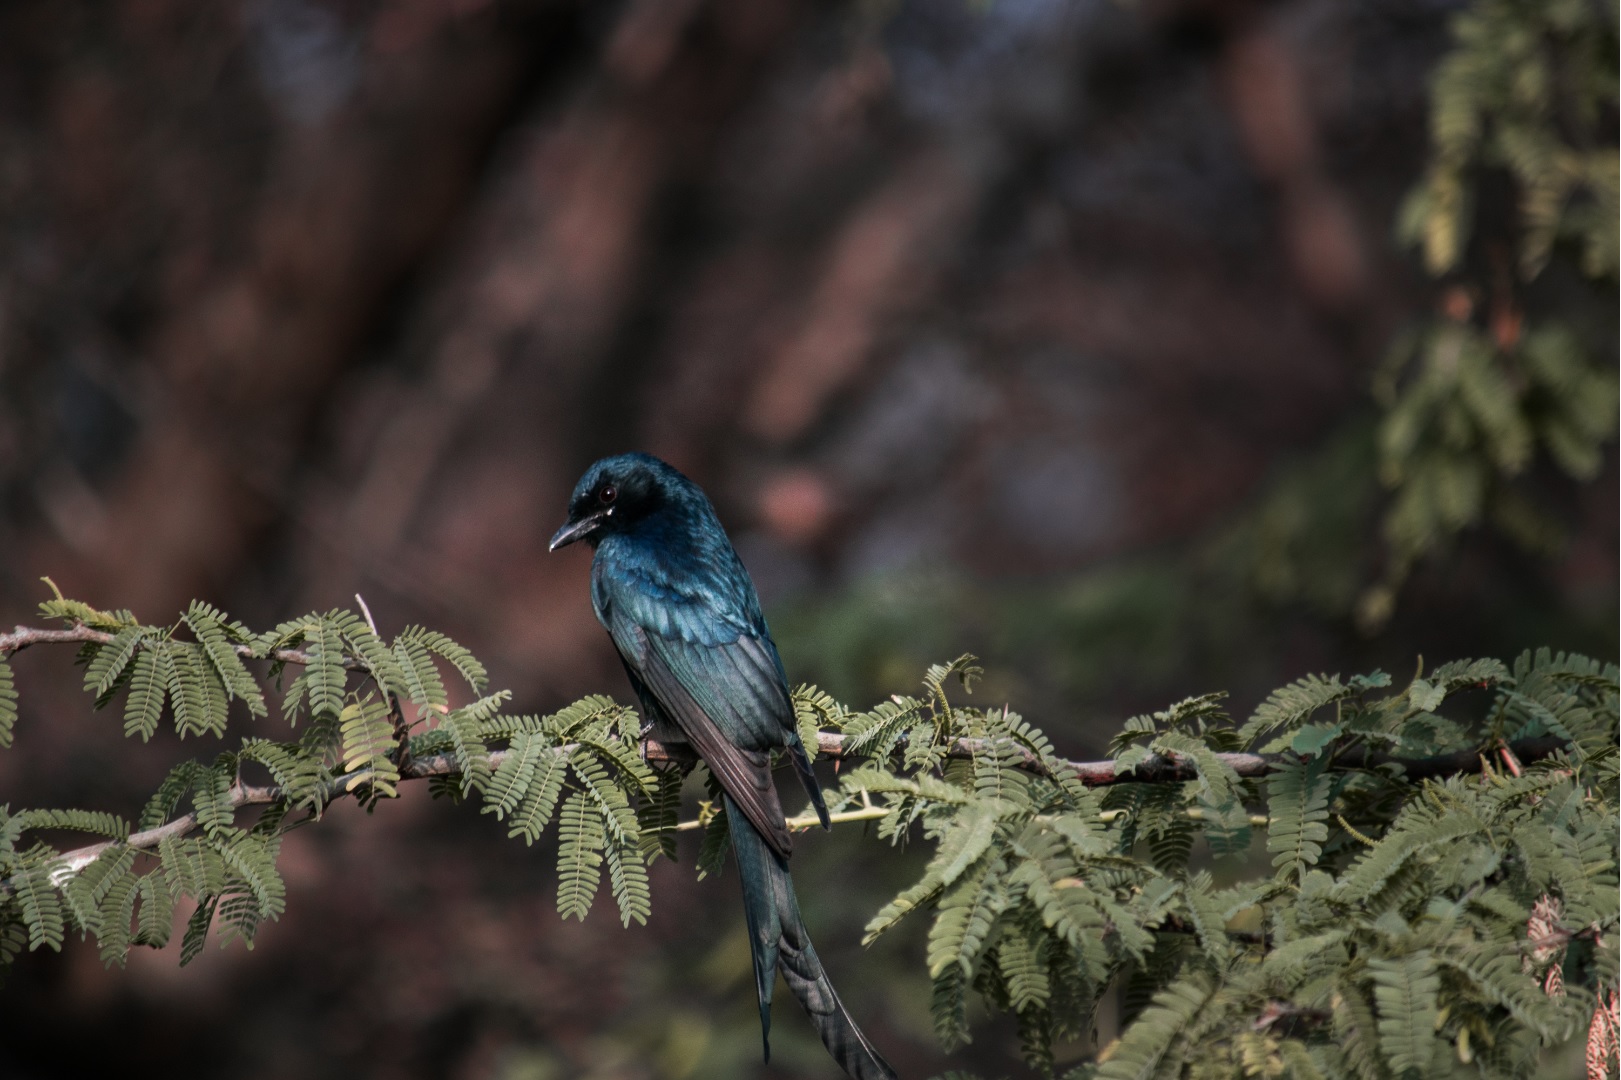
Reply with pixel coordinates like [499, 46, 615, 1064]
[548, 452, 674, 551]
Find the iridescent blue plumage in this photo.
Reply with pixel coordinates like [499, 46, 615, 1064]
[550, 453, 895, 1080]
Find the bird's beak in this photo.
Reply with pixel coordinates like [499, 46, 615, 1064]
[548, 512, 605, 552]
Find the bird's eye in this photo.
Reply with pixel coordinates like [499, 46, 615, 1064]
[599, 485, 617, 505]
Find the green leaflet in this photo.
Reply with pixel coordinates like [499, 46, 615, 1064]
[304, 614, 350, 719]
[123, 647, 168, 741]
[1239, 674, 1354, 745]
[510, 747, 571, 845]
[179, 896, 216, 966]
[338, 698, 398, 797]
[82, 626, 143, 699]
[792, 683, 845, 761]
[995, 925, 1050, 1012]
[0, 657, 15, 749]
[16, 864, 64, 951]
[417, 630, 487, 692]
[1368, 951, 1441, 1076]
[1095, 974, 1213, 1080]
[183, 602, 266, 717]
[556, 791, 606, 921]
[605, 838, 651, 927]
[134, 874, 172, 948]
[63, 844, 136, 938]
[3, 807, 129, 844]
[927, 854, 1008, 978]
[1267, 756, 1332, 880]
[635, 766, 682, 863]
[340, 623, 408, 703]
[392, 628, 446, 714]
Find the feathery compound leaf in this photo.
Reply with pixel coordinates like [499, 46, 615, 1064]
[122, 648, 168, 741]
[419, 630, 487, 692]
[792, 684, 846, 761]
[481, 730, 549, 819]
[605, 838, 651, 927]
[82, 627, 142, 700]
[218, 834, 285, 921]
[16, 864, 64, 951]
[1239, 674, 1353, 746]
[163, 645, 200, 737]
[1425, 656, 1511, 694]
[842, 696, 927, 759]
[179, 896, 216, 966]
[927, 855, 1007, 978]
[496, 743, 571, 845]
[183, 603, 265, 716]
[1338, 806, 1483, 903]
[570, 749, 639, 847]
[159, 835, 227, 901]
[5, 808, 130, 842]
[133, 873, 173, 949]
[1437, 946, 1583, 1043]
[995, 925, 1050, 1012]
[139, 761, 203, 830]
[95, 868, 138, 966]
[341, 623, 407, 702]
[215, 891, 263, 949]
[194, 762, 237, 836]
[1368, 951, 1441, 1077]
[556, 791, 605, 921]
[0, 658, 16, 749]
[934, 803, 1001, 888]
[166, 644, 229, 738]
[238, 740, 326, 813]
[338, 698, 398, 798]
[864, 872, 949, 946]
[1096, 974, 1213, 1080]
[305, 615, 349, 719]
[1179, 871, 1235, 965]
[1153, 731, 1251, 855]
[63, 845, 136, 937]
[1267, 756, 1333, 881]
[537, 694, 624, 739]
[279, 670, 308, 728]
[393, 628, 446, 714]
[442, 693, 505, 795]
[632, 765, 684, 856]
[636, 765, 683, 863]
[37, 587, 131, 631]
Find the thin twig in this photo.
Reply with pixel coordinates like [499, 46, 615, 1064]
[0, 623, 365, 670]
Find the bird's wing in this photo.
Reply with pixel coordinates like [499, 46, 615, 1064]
[613, 621, 795, 857]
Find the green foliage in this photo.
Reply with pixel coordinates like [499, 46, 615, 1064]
[0, 592, 664, 970]
[1401, 0, 1617, 279]
[836, 649, 1615, 1076]
[1, 588, 1615, 1080]
[1367, 0, 1618, 627]
[0, 659, 15, 750]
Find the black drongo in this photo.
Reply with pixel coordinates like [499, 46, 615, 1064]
[550, 452, 896, 1080]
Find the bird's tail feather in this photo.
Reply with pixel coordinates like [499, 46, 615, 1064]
[789, 738, 832, 829]
[726, 795, 897, 1080]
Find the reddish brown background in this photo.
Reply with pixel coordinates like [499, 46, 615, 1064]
[0, 1, 1613, 1077]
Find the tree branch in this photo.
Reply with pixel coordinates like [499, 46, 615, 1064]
[0, 623, 366, 670]
[0, 623, 1574, 896]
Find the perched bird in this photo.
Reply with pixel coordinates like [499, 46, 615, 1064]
[550, 452, 897, 1080]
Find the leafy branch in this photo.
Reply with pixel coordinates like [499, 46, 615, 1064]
[1, 590, 1615, 1080]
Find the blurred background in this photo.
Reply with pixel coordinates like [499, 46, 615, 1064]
[0, 0, 1613, 1077]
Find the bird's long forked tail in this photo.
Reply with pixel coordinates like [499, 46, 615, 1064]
[726, 795, 898, 1080]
